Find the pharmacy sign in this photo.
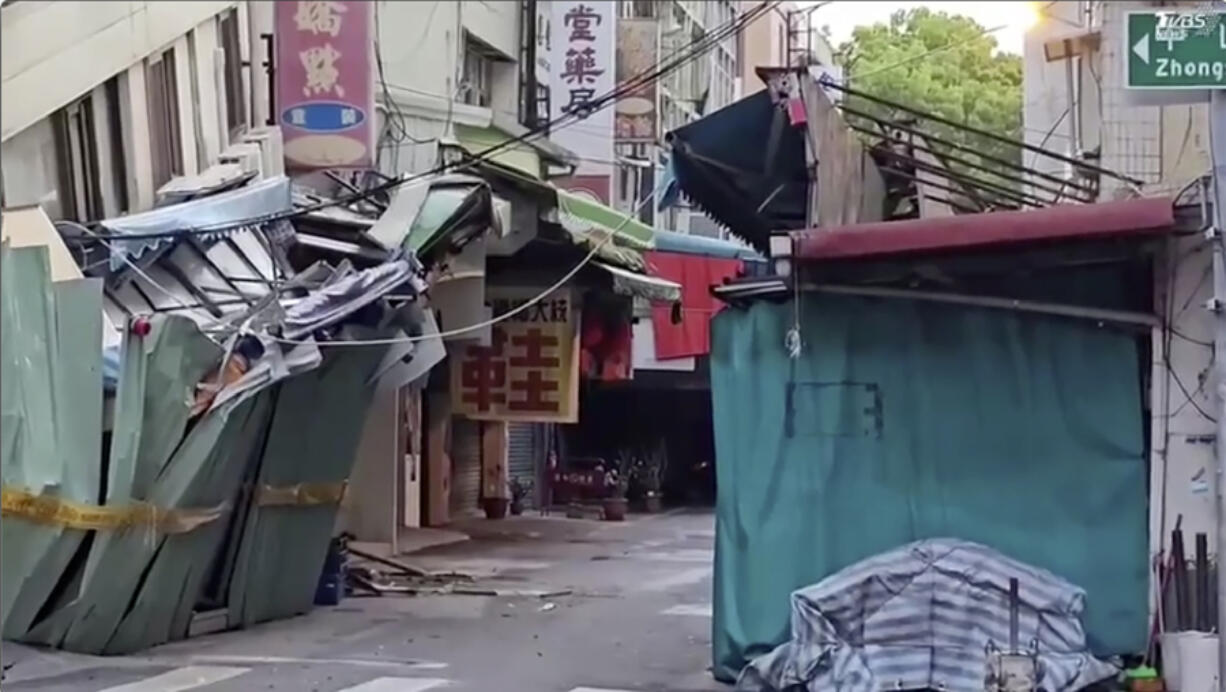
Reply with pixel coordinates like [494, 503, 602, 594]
[1126, 9, 1226, 89]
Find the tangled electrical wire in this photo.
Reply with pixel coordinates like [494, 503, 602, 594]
[66, 0, 781, 247]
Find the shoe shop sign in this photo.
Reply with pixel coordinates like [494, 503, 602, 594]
[452, 287, 581, 423]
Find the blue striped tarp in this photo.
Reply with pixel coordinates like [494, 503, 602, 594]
[736, 539, 1119, 692]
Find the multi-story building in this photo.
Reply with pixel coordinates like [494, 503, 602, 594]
[0, 1, 277, 220]
[373, 0, 568, 180]
[600, 0, 739, 234]
[736, 1, 834, 97]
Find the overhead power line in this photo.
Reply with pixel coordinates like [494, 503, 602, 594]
[71, 0, 781, 246]
[849, 24, 1008, 81]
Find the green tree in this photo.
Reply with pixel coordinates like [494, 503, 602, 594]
[837, 8, 1024, 206]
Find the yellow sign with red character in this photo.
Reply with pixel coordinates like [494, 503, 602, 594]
[452, 287, 580, 423]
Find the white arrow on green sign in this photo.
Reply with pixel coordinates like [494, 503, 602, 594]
[1126, 11, 1226, 89]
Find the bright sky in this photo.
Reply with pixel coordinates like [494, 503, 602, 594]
[805, 1, 1037, 56]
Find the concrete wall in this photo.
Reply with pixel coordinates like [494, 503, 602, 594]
[1151, 234, 1217, 560]
[0, 0, 236, 142]
[375, 0, 522, 176]
[1, 1, 250, 217]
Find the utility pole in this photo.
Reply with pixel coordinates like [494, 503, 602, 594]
[1212, 87, 1226, 687]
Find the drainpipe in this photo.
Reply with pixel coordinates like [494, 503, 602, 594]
[1209, 88, 1226, 686]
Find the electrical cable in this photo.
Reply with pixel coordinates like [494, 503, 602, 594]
[264, 177, 662, 348]
[848, 23, 1008, 82]
[375, 1, 435, 147]
[69, 0, 780, 246]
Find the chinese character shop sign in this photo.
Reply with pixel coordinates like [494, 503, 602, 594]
[452, 288, 581, 423]
[551, 2, 615, 181]
[276, 1, 375, 169]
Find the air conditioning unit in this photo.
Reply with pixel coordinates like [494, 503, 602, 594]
[220, 142, 263, 177]
[242, 127, 285, 178]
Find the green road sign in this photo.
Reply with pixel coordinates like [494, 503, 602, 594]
[1126, 10, 1226, 89]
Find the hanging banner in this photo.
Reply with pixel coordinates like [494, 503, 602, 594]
[275, 0, 375, 170]
[615, 18, 658, 142]
[550, 1, 615, 179]
[452, 287, 581, 423]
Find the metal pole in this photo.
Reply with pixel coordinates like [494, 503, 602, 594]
[1210, 88, 1226, 685]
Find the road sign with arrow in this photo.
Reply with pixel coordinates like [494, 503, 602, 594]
[1126, 10, 1226, 89]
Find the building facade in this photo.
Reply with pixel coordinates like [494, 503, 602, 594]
[0, 1, 279, 219]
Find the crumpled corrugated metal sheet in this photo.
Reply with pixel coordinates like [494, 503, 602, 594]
[100, 176, 292, 270]
[737, 538, 1118, 692]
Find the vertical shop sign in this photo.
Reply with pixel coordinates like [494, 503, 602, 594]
[615, 18, 658, 142]
[276, 1, 375, 169]
[550, 1, 615, 184]
[452, 288, 581, 423]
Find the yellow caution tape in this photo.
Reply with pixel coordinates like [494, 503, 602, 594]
[256, 481, 348, 508]
[1, 486, 226, 534]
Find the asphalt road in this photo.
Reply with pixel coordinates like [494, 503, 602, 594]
[2, 510, 723, 692]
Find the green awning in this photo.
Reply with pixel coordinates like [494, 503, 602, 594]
[556, 189, 656, 250]
[455, 124, 543, 181]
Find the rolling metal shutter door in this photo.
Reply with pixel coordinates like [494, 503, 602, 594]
[450, 417, 482, 517]
[508, 423, 539, 510]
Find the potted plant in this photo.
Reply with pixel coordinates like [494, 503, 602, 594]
[602, 455, 631, 521]
[637, 444, 666, 512]
[509, 477, 533, 516]
[641, 468, 663, 513]
[482, 495, 509, 520]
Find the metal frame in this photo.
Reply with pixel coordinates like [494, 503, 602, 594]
[801, 282, 1159, 329]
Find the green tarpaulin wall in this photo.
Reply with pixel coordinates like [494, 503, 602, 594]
[710, 295, 1147, 682]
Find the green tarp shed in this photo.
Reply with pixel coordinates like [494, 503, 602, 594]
[709, 295, 1147, 682]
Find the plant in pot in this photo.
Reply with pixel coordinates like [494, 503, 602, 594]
[482, 494, 509, 519]
[602, 462, 630, 522]
[508, 477, 533, 516]
[639, 442, 666, 513]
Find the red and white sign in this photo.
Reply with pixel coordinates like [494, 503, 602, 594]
[275, 1, 376, 170]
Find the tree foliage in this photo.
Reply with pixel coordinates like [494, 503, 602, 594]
[837, 8, 1024, 203]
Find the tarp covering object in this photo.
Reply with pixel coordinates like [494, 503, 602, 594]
[709, 295, 1146, 682]
[737, 538, 1117, 691]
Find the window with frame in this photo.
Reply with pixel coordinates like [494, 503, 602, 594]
[146, 48, 184, 190]
[219, 9, 246, 135]
[461, 39, 494, 108]
[53, 95, 102, 222]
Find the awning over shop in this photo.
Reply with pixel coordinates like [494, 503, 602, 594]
[402, 177, 493, 259]
[791, 196, 1175, 261]
[556, 189, 656, 249]
[455, 124, 547, 181]
[99, 175, 292, 269]
[653, 228, 763, 261]
[667, 90, 809, 250]
[593, 260, 681, 303]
